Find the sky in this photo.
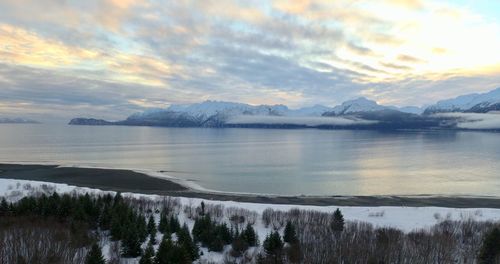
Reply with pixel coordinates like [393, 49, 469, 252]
[1, 0, 500, 122]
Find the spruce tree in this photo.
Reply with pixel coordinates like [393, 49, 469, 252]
[85, 243, 106, 264]
[479, 227, 500, 264]
[242, 223, 258, 246]
[147, 215, 157, 237]
[155, 237, 190, 264]
[121, 224, 142, 257]
[158, 212, 169, 234]
[137, 214, 148, 243]
[263, 231, 283, 263]
[0, 198, 8, 215]
[139, 243, 155, 264]
[177, 224, 199, 261]
[331, 208, 345, 233]
[283, 221, 298, 244]
[200, 201, 206, 216]
[149, 232, 157, 245]
[147, 215, 156, 234]
[170, 215, 181, 233]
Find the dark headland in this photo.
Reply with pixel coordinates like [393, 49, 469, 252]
[1, 163, 500, 208]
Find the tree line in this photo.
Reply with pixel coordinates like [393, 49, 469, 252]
[2, 192, 500, 263]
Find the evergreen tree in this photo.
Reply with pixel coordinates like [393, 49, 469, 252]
[154, 237, 190, 264]
[139, 243, 155, 264]
[242, 223, 258, 246]
[110, 216, 123, 241]
[217, 222, 233, 244]
[158, 212, 169, 234]
[121, 224, 142, 258]
[170, 215, 181, 233]
[192, 215, 211, 243]
[263, 231, 283, 263]
[99, 205, 112, 230]
[0, 197, 9, 215]
[177, 224, 199, 261]
[85, 243, 106, 264]
[200, 201, 205, 216]
[479, 227, 500, 264]
[149, 232, 157, 245]
[331, 208, 345, 233]
[147, 215, 157, 236]
[208, 234, 225, 252]
[283, 221, 298, 244]
[113, 192, 123, 206]
[231, 234, 249, 258]
[137, 214, 148, 243]
[147, 215, 156, 234]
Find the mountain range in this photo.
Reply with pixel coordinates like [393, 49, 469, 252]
[69, 87, 500, 130]
[0, 117, 40, 124]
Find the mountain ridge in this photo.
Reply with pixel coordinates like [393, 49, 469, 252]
[69, 87, 500, 130]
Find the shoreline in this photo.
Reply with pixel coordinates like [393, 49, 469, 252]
[2, 163, 500, 208]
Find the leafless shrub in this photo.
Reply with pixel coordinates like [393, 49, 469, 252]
[0, 216, 92, 264]
[368, 210, 385, 217]
[259, 207, 498, 263]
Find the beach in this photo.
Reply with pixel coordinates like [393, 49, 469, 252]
[2, 163, 500, 208]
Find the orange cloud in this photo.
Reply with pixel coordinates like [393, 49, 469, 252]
[0, 24, 99, 67]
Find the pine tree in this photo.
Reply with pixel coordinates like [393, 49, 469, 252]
[331, 208, 345, 233]
[139, 243, 155, 264]
[283, 221, 298, 244]
[85, 243, 106, 264]
[479, 227, 500, 264]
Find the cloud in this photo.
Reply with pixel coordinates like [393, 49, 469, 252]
[0, 0, 500, 120]
[435, 112, 500, 130]
[226, 115, 377, 127]
[385, 0, 424, 10]
[397, 54, 425, 63]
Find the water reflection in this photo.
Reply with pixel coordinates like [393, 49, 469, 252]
[0, 124, 499, 196]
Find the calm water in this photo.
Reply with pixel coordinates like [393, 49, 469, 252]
[0, 124, 499, 196]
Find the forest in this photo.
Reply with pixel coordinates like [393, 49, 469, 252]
[1, 191, 500, 263]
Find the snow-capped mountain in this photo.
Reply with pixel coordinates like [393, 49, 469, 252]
[396, 106, 424, 115]
[323, 97, 389, 116]
[0, 117, 39, 124]
[167, 101, 281, 117]
[71, 98, 423, 128]
[128, 100, 333, 122]
[424, 87, 500, 114]
[288, 104, 333, 116]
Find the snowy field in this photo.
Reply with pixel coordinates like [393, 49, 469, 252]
[2, 178, 500, 263]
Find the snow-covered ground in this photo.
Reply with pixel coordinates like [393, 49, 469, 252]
[3, 178, 500, 233]
[2, 178, 500, 263]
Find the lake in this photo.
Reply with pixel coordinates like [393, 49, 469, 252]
[0, 124, 499, 196]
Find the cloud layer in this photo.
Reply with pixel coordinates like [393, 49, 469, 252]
[1, 0, 500, 121]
